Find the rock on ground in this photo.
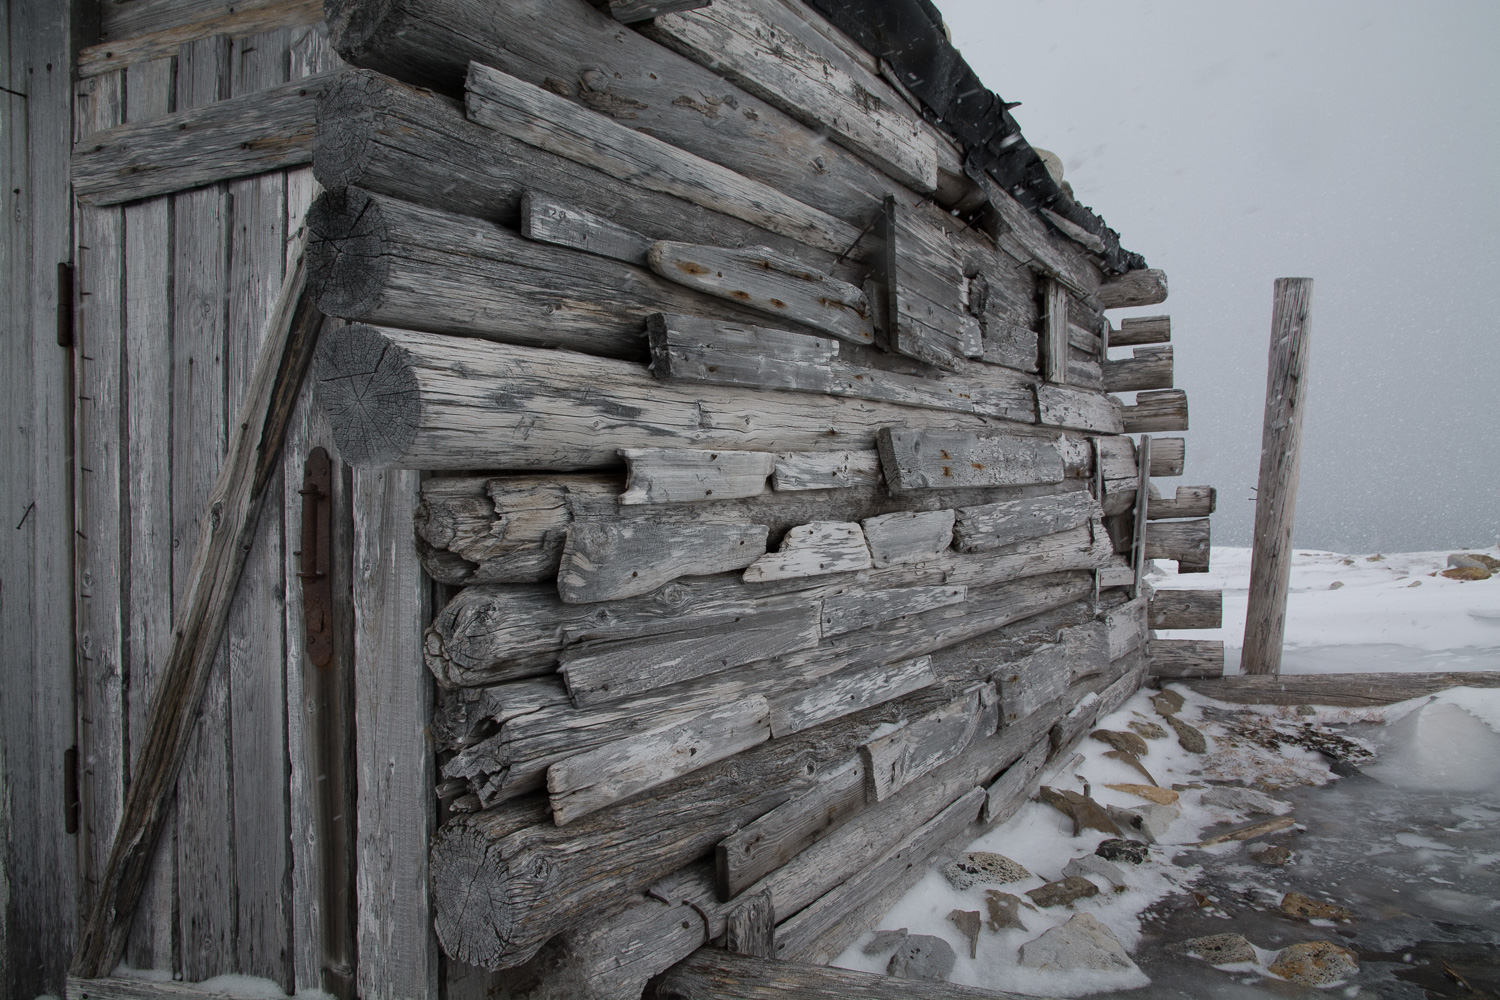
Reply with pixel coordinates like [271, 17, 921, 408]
[1202, 785, 1292, 815]
[1128, 720, 1168, 740]
[1280, 891, 1352, 921]
[888, 934, 956, 982]
[1153, 689, 1184, 716]
[1063, 854, 1128, 889]
[1107, 801, 1180, 843]
[1180, 932, 1258, 964]
[1090, 728, 1150, 756]
[1106, 782, 1178, 805]
[1096, 838, 1150, 865]
[942, 851, 1030, 889]
[983, 890, 1030, 931]
[1269, 940, 1359, 985]
[1018, 913, 1138, 972]
[1253, 844, 1294, 865]
[947, 909, 981, 959]
[1166, 715, 1208, 753]
[1026, 876, 1099, 908]
[862, 928, 908, 955]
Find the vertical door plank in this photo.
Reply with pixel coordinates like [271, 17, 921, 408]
[120, 54, 180, 974]
[224, 26, 294, 989]
[73, 68, 126, 924]
[171, 33, 236, 982]
[353, 469, 437, 1000]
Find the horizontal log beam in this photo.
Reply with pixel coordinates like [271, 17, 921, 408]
[1103, 345, 1173, 392]
[1111, 314, 1170, 346]
[73, 74, 329, 205]
[305, 187, 780, 360]
[1148, 639, 1225, 679]
[1122, 389, 1189, 433]
[80, 0, 324, 77]
[1149, 589, 1222, 630]
[1097, 268, 1168, 309]
[313, 324, 1057, 470]
[1144, 518, 1211, 572]
[1179, 671, 1500, 707]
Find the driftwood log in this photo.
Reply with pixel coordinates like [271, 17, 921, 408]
[1148, 639, 1225, 679]
[1180, 671, 1500, 707]
[1149, 589, 1222, 629]
[311, 324, 1068, 469]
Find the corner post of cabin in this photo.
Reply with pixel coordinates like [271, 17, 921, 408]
[1242, 278, 1314, 675]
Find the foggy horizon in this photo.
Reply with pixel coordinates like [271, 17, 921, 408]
[942, 0, 1500, 554]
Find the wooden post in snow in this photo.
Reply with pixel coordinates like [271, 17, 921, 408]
[1241, 278, 1313, 675]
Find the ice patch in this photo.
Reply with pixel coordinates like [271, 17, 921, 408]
[1363, 701, 1500, 792]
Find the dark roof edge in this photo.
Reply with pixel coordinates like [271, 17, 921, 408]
[804, 0, 1146, 274]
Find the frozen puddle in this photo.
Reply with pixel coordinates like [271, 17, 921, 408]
[835, 687, 1500, 998]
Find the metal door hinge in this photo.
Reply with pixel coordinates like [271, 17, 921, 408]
[297, 447, 334, 667]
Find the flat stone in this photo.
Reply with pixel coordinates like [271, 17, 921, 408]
[1095, 838, 1150, 865]
[1152, 689, 1184, 716]
[1090, 728, 1150, 757]
[1167, 716, 1207, 754]
[862, 927, 908, 955]
[1269, 940, 1359, 985]
[947, 909, 981, 959]
[1441, 566, 1491, 581]
[1448, 553, 1490, 570]
[1026, 876, 1099, 909]
[942, 851, 1031, 890]
[1280, 891, 1352, 922]
[1202, 785, 1291, 815]
[1105, 782, 1178, 805]
[888, 934, 956, 982]
[1037, 786, 1123, 837]
[1181, 932, 1258, 964]
[983, 890, 1030, 931]
[1018, 912, 1137, 972]
[1103, 749, 1159, 786]
[1107, 802, 1180, 843]
[1253, 845, 1294, 866]
[1128, 720, 1167, 740]
[1063, 854, 1128, 889]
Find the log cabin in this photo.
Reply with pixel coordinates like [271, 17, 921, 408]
[0, 0, 1225, 996]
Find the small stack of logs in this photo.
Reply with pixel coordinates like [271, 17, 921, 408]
[300, 0, 1221, 993]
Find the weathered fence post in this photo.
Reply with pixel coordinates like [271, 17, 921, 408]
[1242, 278, 1314, 675]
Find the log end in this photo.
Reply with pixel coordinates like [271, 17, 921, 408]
[324, 0, 400, 65]
[312, 323, 420, 467]
[307, 186, 392, 318]
[430, 821, 555, 970]
[314, 70, 384, 191]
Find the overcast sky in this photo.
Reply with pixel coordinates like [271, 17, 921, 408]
[939, 0, 1499, 553]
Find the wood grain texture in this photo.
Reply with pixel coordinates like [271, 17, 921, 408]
[953, 491, 1098, 553]
[877, 427, 1065, 491]
[72, 74, 329, 206]
[520, 189, 652, 266]
[1149, 589, 1222, 630]
[73, 68, 127, 926]
[1106, 596, 1149, 660]
[1181, 672, 1500, 708]
[742, 521, 871, 582]
[1149, 485, 1216, 520]
[557, 521, 769, 603]
[548, 697, 773, 825]
[1097, 268, 1168, 309]
[859, 511, 955, 568]
[312, 324, 1057, 470]
[83, 0, 323, 76]
[643, 0, 937, 190]
[170, 35, 236, 981]
[1042, 278, 1068, 383]
[767, 656, 936, 737]
[1034, 384, 1124, 434]
[1121, 389, 1188, 433]
[465, 62, 858, 256]
[819, 585, 967, 638]
[119, 55, 178, 975]
[880, 195, 983, 372]
[860, 686, 995, 801]
[621, 447, 776, 504]
[1242, 278, 1313, 676]
[1112, 315, 1169, 346]
[650, 947, 1051, 1000]
[1103, 344, 1173, 392]
[224, 30, 294, 988]
[982, 738, 1049, 827]
[1145, 518, 1211, 572]
[352, 468, 437, 1000]
[1148, 639, 1225, 679]
[647, 312, 1036, 423]
[647, 242, 873, 345]
[772, 451, 881, 491]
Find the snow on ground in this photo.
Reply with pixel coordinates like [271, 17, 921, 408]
[835, 547, 1500, 995]
[1154, 545, 1500, 674]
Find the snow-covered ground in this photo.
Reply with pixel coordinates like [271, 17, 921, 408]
[1154, 545, 1500, 674]
[836, 547, 1500, 995]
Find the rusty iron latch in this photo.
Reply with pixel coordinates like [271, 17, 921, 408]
[298, 447, 334, 667]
